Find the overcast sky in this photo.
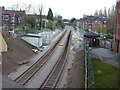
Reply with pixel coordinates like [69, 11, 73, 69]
[0, 0, 116, 19]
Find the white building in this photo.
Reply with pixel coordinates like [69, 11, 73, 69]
[22, 34, 43, 48]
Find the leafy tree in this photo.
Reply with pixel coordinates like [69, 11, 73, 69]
[46, 21, 54, 30]
[26, 16, 36, 28]
[70, 17, 76, 23]
[107, 5, 115, 34]
[53, 15, 65, 29]
[47, 8, 53, 21]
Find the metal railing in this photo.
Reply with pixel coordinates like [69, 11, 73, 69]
[85, 40, 95, 89]
[87, 52, 95, 89]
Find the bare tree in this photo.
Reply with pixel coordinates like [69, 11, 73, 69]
[32, 6, 37, 14]
[104, 7, 107, 17]
[27, 4, 32, 13]
[38, 4, 44, 30]
[22, 3, 32, 13]
[99, 9, 103, 17]
[94, 10, 99, 16]
[83, 14, 87, 18]
[108, 8, 111, 18]
[6, 3, 20, 10]
[6, 3, 32, 13]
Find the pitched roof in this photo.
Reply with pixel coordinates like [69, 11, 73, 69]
[84, 32, 100, 38]
[89, 16, 98, 23]
[89, 16, 108, 24]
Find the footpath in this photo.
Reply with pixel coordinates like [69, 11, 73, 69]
[90, 48, 119, 68]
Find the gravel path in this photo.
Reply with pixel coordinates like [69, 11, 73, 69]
[63, 49, 84, 88]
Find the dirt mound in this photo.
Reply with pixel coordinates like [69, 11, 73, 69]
[2, 38, 37, 75]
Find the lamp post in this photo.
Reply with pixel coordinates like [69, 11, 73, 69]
[12, 12, 15, 37]
[104, 36, 106, 48]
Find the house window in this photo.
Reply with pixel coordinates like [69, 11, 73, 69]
[5, 15, 9, 20]
[2, 15, 4, 20]
[104, 21, 106, 24]
[11, 17, 14, 22]
[11, 17, 14, 20]
[119, 8, 120, 13]
[118, 24, 120, 28]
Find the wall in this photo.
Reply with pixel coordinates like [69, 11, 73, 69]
[0, 33, 7, 52]
[113, 1, 120, 53]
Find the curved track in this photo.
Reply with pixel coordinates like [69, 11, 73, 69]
[14, 30, 67, 86]
[40, 31, 71, 89]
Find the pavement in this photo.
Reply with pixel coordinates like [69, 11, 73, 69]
[90, 48, 119, 68]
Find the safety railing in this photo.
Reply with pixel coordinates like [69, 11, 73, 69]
[85, 40, 95, 90]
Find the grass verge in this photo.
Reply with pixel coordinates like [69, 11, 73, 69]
[91, 57, 120, 88]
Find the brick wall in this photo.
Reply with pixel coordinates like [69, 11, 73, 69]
[113, 1, 120, 53]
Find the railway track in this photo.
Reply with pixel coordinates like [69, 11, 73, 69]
[14, 30, 67, 86]
[40, 31, 71, 89]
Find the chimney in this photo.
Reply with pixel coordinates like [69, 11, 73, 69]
[2, 6, 4, 11]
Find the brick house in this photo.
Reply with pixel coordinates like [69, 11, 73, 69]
[92, 17, 107, 32]
[78, 16, 107, 32]
[2, 6, 25, 30]
[74, 20, 80, 27]
[113, 0, 120, 55]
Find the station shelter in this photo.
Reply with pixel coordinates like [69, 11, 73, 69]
[84, 32, 100, 47]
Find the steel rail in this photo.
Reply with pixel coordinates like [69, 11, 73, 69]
[14, 30, 67, 86]
[39, 31, 71, 89]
